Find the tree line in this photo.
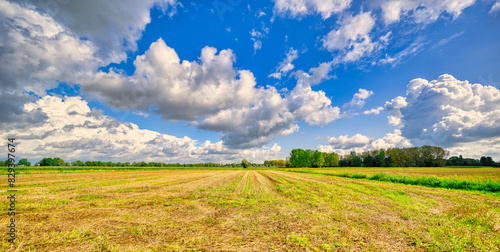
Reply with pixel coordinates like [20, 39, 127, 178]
[288, 145, 500, 168]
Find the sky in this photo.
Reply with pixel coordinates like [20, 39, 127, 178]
[1, 0, 500, 164]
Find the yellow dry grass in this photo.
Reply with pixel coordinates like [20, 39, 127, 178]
[1, 169, 499, 251]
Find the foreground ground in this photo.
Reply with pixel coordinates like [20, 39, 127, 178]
[1, 168, 500, 251]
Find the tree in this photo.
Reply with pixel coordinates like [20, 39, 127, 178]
[74, 160, 84, 166]
[324, 152, 339, 167]
[53, 157, 65, 166]
[362, 154, 373, 167]
[17, 158, 31, 166]
[39, 158, 55, 166]
[480, 156, 488, 166]
[374, 150, 386, 167]
[312, 151, 324, 168]
[290, 149, 306, 167]
[241, 159, 249, 168]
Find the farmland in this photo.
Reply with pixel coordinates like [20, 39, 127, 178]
[1, 168, 500, 251]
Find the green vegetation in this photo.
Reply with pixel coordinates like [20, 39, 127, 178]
[241, 159, 249, 168]
[289, 169, 500, 193]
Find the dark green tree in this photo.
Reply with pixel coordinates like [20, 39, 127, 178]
[17, 158, 31, 166]
[241, 159, 249, 168]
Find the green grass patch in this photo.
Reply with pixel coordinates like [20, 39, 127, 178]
[290, 170, 500, 193]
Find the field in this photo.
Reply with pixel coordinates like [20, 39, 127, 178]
[1, 168, 500, 251]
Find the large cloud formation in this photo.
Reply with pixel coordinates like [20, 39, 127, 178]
[384, 74, 500, 147]
[0, 0, 177, 129]
[0, 96, 281, 163]
[85, 39, 342, 149]
[15, 0, 178, 62]
[319, 74, 500, 159]
[0, 0, 100, 95]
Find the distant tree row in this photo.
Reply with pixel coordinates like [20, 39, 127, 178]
[289, 149, 340, 168]
[2, 148, 499, 168]
[446, 155, 500, 167]
[263, 160, 288, 167]
[289, 146, 451, 168]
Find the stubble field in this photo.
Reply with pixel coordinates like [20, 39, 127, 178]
[1, 168, 500, 251]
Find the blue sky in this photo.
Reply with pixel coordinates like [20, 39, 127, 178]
[1, 0, 500, 163]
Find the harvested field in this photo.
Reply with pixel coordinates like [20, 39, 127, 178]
[1, 169, 500, 251]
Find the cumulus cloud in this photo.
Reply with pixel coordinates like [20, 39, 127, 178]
[195, 79, 341, 149]
[0, 0, 101, 95]
[272, 0, 352, 19]
[288, 82, 342, 125]
[326, 134, 372, 149]
[84, 38, 342, 149]
[384, 74, 500, 146]
[378, 0, 476, 24]
[322, 11, 381, 63]
[17, 0, 178, 62]
[318, 130, 412, 155]
[0, 0, 177, 100]
[293, 62, 334, 86]
[85, 39, 259, 121]
[269, 48, 299, 79]
[0, 95, 282, 163]
[344, 89, 374, 108]
[363, 107, 384, 115]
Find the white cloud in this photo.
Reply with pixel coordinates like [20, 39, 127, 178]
[293, 62, 334, 86]
[322, 12, 380, 63]
[318, 129, 412, 155]
[18, 0, 179, 62]
[384, 96, 407, 126]
[84, 39, 259, 121]
[327, 134, 372, 149]
[0, 95, 282, 163]
[288, 82, 342, 125]
[379, 0, 476, 24]
[490, 1, 500, 14]
[272, 0, 352, 19]
[0, 0, 101, 95]
[197, 81, 341, 149]
[363, 107, 384, 115]
[447, 137, 500, 160]
[196, 87, 298, 149]
[84, 38, 342, 149]
[268, 48, 299, 79]
[384, 74, 500, 147]
[344, 89, 374, 108]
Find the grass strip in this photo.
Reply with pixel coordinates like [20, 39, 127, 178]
[289, 169, 500, 193]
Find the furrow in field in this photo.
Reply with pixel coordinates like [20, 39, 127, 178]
[235, 171, 250, 193]
[253, 171, 276, 193]
[165, 171, 238, 193]
[265, 170, 333, 184]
